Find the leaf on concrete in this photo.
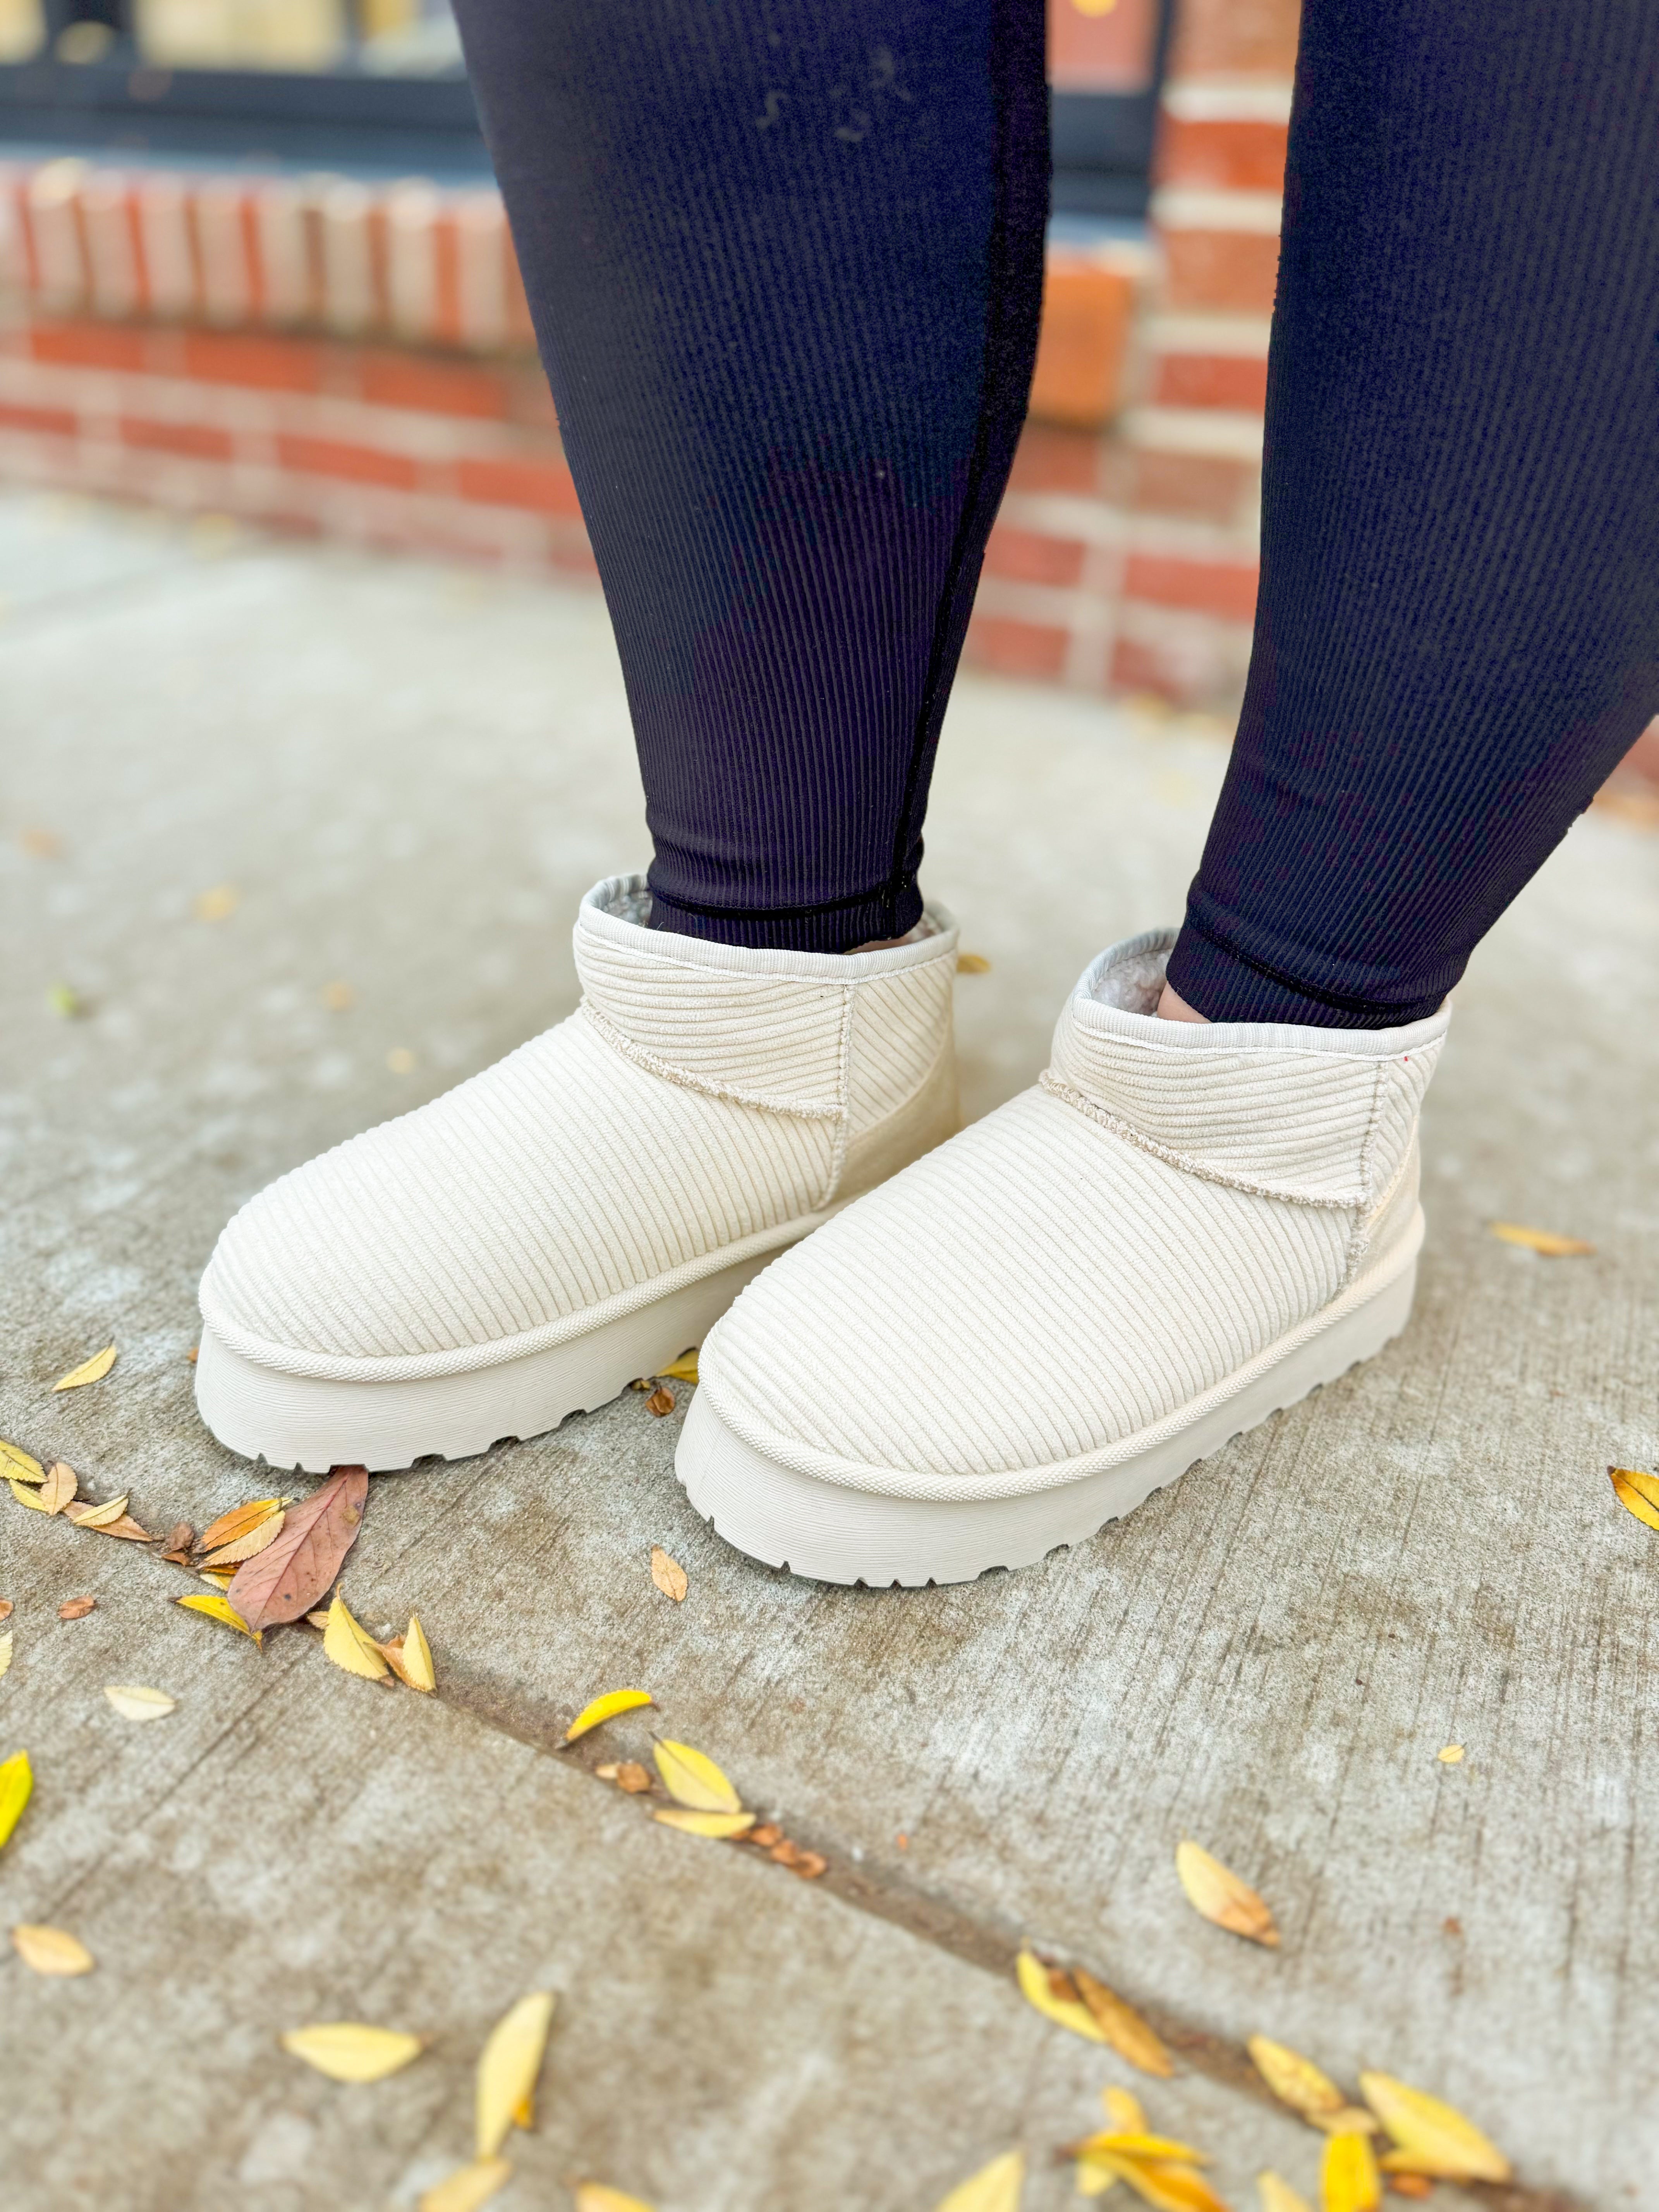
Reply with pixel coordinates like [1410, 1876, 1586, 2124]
[200, 1512, 287, 1570]
[653, 1739, 740, 1813]
[1384, 2179, 1431, 2200]
[767, 1838, 827, 1877]
[1321, 2131, 1379, 2212]
[651, 1808, 756, 1839]
[475, 1990, 555, 2157]
[52, 1343, 117, 1391]
[1488, 1221, 1593, 1257]
[11, 1478, 55, 1513]
[574, 2188, 656, 2212]
[0, 1599, 12, 1619]
[226, 1467, 369, 1633]
[0, 1749, 33, 1850]
[1436, 1745, 1465, 1765]
[38, 1462, 77, 1515]
[1317, 2111, 1379, 2138]
[0, 1633, 10, 1679]
[418, 2159, 512, 2212]
[1079, 2157, 1228, 2212]
[565, 1688, 653, 1743]
[933, 2147, 1025, 2212]
[1609, 1466, 1659, 1534]
[649, 1546, 687, 1601]
[1015, 1949, 1109, 2042]
[65, 1494, 130, 1529]
[176, 1592, 262, 1647]
[1103, 2088, 1148, 2133]
[198, 1497, 290, 1556]
[280, 2022, 426, 2081]
[1076, 2136, 1209, 2166]
[193, 883, 239, 921]
[0, 1441, 45, 1484]
[1358, 2073, 1510, 2183]
[1072, 1967, 1174, 2076]
[83, 1513, 152, 1543]
[614, 1762, 653, 1795]
[957, 951, 992, 973]
[658, 1353, 699, 1384]
[380, 1614, 436, 1692]
[323, 1594, 391, 1681]
[1175, 1840, 1279, 1946]
[104, 1685, 175, 1721]
[161, 1522, 195, 1560]
[644, 1386, 675, 1417]
[1258, 2176, 1314, 2212]
[58, 1596, 96, 1620]
[12, 1923, 93, 1975]
[1248, 2037, 1345, 2126]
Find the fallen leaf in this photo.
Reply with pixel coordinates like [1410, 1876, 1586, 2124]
[1258, 2176, 1314, 2212]
[198, 1496, 289, 1556]
[1075, 2135, 1210, 2166]
[653, 1739, 740, 1813]
[934, 2147, 1025, 2212]
[0, 1749, 33, 1850]
[1317, 2111, 1380, 2138]
[21, 826, 61, 857]
[12, 1923, 93, 1976]
[0, 1442, 45, 1484]
[82, 1513, 152, 1542]
[1609, 1466, 1659, 1534]
[324, 1593, 391, 1682]
[419, 2160, 512, 2212]
[957, 951, 992, 973]
[380, 1614, 436, 1692]
[475, 1990, 555, 2157]
[387, 1046, 417, 1075]
[323, 979, 355, 1011]
[615, 1762, 652, 1794]
[649, 1547, 687, 1600]
[66, 1494, 130, 1529]
[573, 2188, 655, 2212]
[594, 1762, 619, 1779]
[0, 1599, 11, 1620]
[1104, 2087, 1148, 2133]
[194, 883, 238, 921]
[198, 1566, 237, 1587]
[746, 1822, 782, 1847]
[226, 1467, 369, 1633]
[1248, 2036, 1346, 2125]
[58, 1596, 96, 1620]
[652, 1808, 756, 1839]
[1175, 1840, 1279, 1946]
[306, 1611, 332, 1630]
[160, 1522, 194, 1561]
[658, 1353, 699, 1384]
[565, 1688, 653, 1743]
[1359, 2072, 1510, 2183]
[103, 1684, 176, 1722]
[280, 2021, 426, 2081]
[0, 1633, 10, 1679]
[1015, 1949, 1109, 2043]
[1385, 2180, 1431, 2200]
[1076, 2168, 1116, 2201]
[1322, 2131, 1380, 2212]
[1436, 1745, 1464, 1765]
[1073, 1966, 1174, 2076]
[176, 1592, 262, 1647]
[1488, 1221, 1593, 1257]
[11, 1479, 55, 1513]
[644, 1387, 675, 1417]
[53, 1345, 118, 1391]
[38, 1462, 77, 1515]
[186, 1346, 199, 1363]
[1077, 2157, 1227, 2212]
[775, 1844, 827, 1877]
[200, 1512, 287, 1570]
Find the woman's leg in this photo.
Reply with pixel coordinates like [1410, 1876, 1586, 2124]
[1164, 0, 1659, 1027]
[450, 0, 1048, 951]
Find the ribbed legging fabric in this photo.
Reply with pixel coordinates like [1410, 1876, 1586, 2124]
[455, 0, 1659, 1013]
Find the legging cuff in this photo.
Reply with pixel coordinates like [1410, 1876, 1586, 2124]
[1164, 909, 1453, 1030]
[645, 874, 924, 956]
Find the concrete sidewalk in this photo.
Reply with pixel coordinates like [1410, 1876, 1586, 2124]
[2, 491, 1656, 2212]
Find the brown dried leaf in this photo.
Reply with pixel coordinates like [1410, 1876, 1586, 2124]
[12, 1923, 94, 1976]
[84, 1513, 152, 1542]
[306, 1610, 332, 1630]
[1610, 1466, 1659, 1534]
[38, 1462, 77, 1515]
[161, 1522, 195, 1555]
[66, 1494, 130, 1530]
[200, 1511, 287, 1570]
[226, 1468, 369, 1633]
[1175, 1839, 1280, 1946]
[379, 1614, 436, 1692]
[614, 1762, 653, 1795]
[1072, 1966, 1175, 2077]
[198, 1566, 237, 1587]
[58, 1596, 96, 1620]
[644, 1386, 675, 1417]
[747, 1822, 782, 1846]
[198, 1496, 289, 1556]
[1488, 1221, 1594, 1257]
[649, 1546, 687, 1602]
[0, 1599, 12, 1621]
[785, 1848, 826, 1879]
[52, 1344, 117, 1391]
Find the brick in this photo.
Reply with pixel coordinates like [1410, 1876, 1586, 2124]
[1129, 447, 1255, 525]
[1157, 115, 1289, 192]
[275, 433, 419, 491]
[1170, 0, 1301, 79]
[982, 525, 1087, 589]
[354, 349, 512, 419]
[455, 452, 580, 515]
[1007, 420, 1111, 496]
[1109, 626, 1249, 708]
[180, 327, 322, 392]
[1029, 260, 1135, 429]
[29, 318, 152, 372]
[1162, 228, 1281, 314]
[964, 614, 1070, 682]
[1124, 550, 1259, 622]
[1151, 351, 1269, 411]
[0, 398, 77, 438]
[121, 416, 235, 462]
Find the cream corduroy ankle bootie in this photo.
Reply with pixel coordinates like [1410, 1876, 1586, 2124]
[194, 874, 960, 1472]
[678, 927, 1449, 1586]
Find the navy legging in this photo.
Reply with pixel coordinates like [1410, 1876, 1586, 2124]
[453, 0, 1659, 1023]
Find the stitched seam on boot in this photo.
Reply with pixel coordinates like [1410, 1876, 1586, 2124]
[579, 1000, 842, 1121]
[1343, 1061, 1390, 1283]
[1038, 1069, 1366, 1210]
[817, 982, 858, 1209]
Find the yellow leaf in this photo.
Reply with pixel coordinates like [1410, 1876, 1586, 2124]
[38, 1462, 77, 1515]
[1258, 2176, 1314, 2212]
[12, 1923, 93, 1976]
[280, 2021, 426, 2081]
[475, 1990, 555, 2157]
[649, 1546, 688, 1602]
[957, 951, 992, 973]
[1175, 1840, 1280, 1946]
[419, 2160, 512, 2212]
[193, 882, 239, 922]
[0, 1748, 34, 1849]
[198, 1496, 289, 1553]
[1103, 2088, 1147, 2134]
[1086, 2157, 1229, 2212]
[52, 1344, 117, 1391]
[1077, 2136, 1209, 2166]
[0, 1633, 10, 1680]
[1075, 2166, 1118, 2199]
[1489, 1221, 1593, 1257]
[1247, 2036, 1345, 2123]
[198, 1567, 237, 1587]
[1314, 2111, 1377, 2138]
[1359, 2072, 1510, 2183]
[653, 1739, 741, 1814]
[66, 1493, 130, 1529]
[651, 1807, 756, 1839]
[10, 1478, 53, 1512]
[574, 2189, 656, 2212]
[934, 2147, 1025, 2212]
[200, 1510, 287, 1569]
[175, 1592, 262, 1647]
[1321, 2131, 1379, 2212]
[1073, 1968, 1174, 2076]
[1015, 1948, 1109, 2043]
[1436, 1745, 1465, 1765]
[658, 1353, 699, 1384]
[324, 1594, 391, 1681]
[103, 1685, 176, 1722]
[1609, 1467, 1659, 1534]
[0, 1440, 44, 1484]
[566, 1688, 654, 1743]
[400, 1614, 436, 1692]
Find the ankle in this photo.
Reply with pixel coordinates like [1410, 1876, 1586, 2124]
[1156, 980, 1210, 1024]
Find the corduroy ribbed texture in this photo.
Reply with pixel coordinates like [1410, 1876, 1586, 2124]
[199, 878, 958, 1370]
[1167, 0, 1659, 1027]
[451, 0, 1048, 951]
[700, 933, 1449, 1487]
